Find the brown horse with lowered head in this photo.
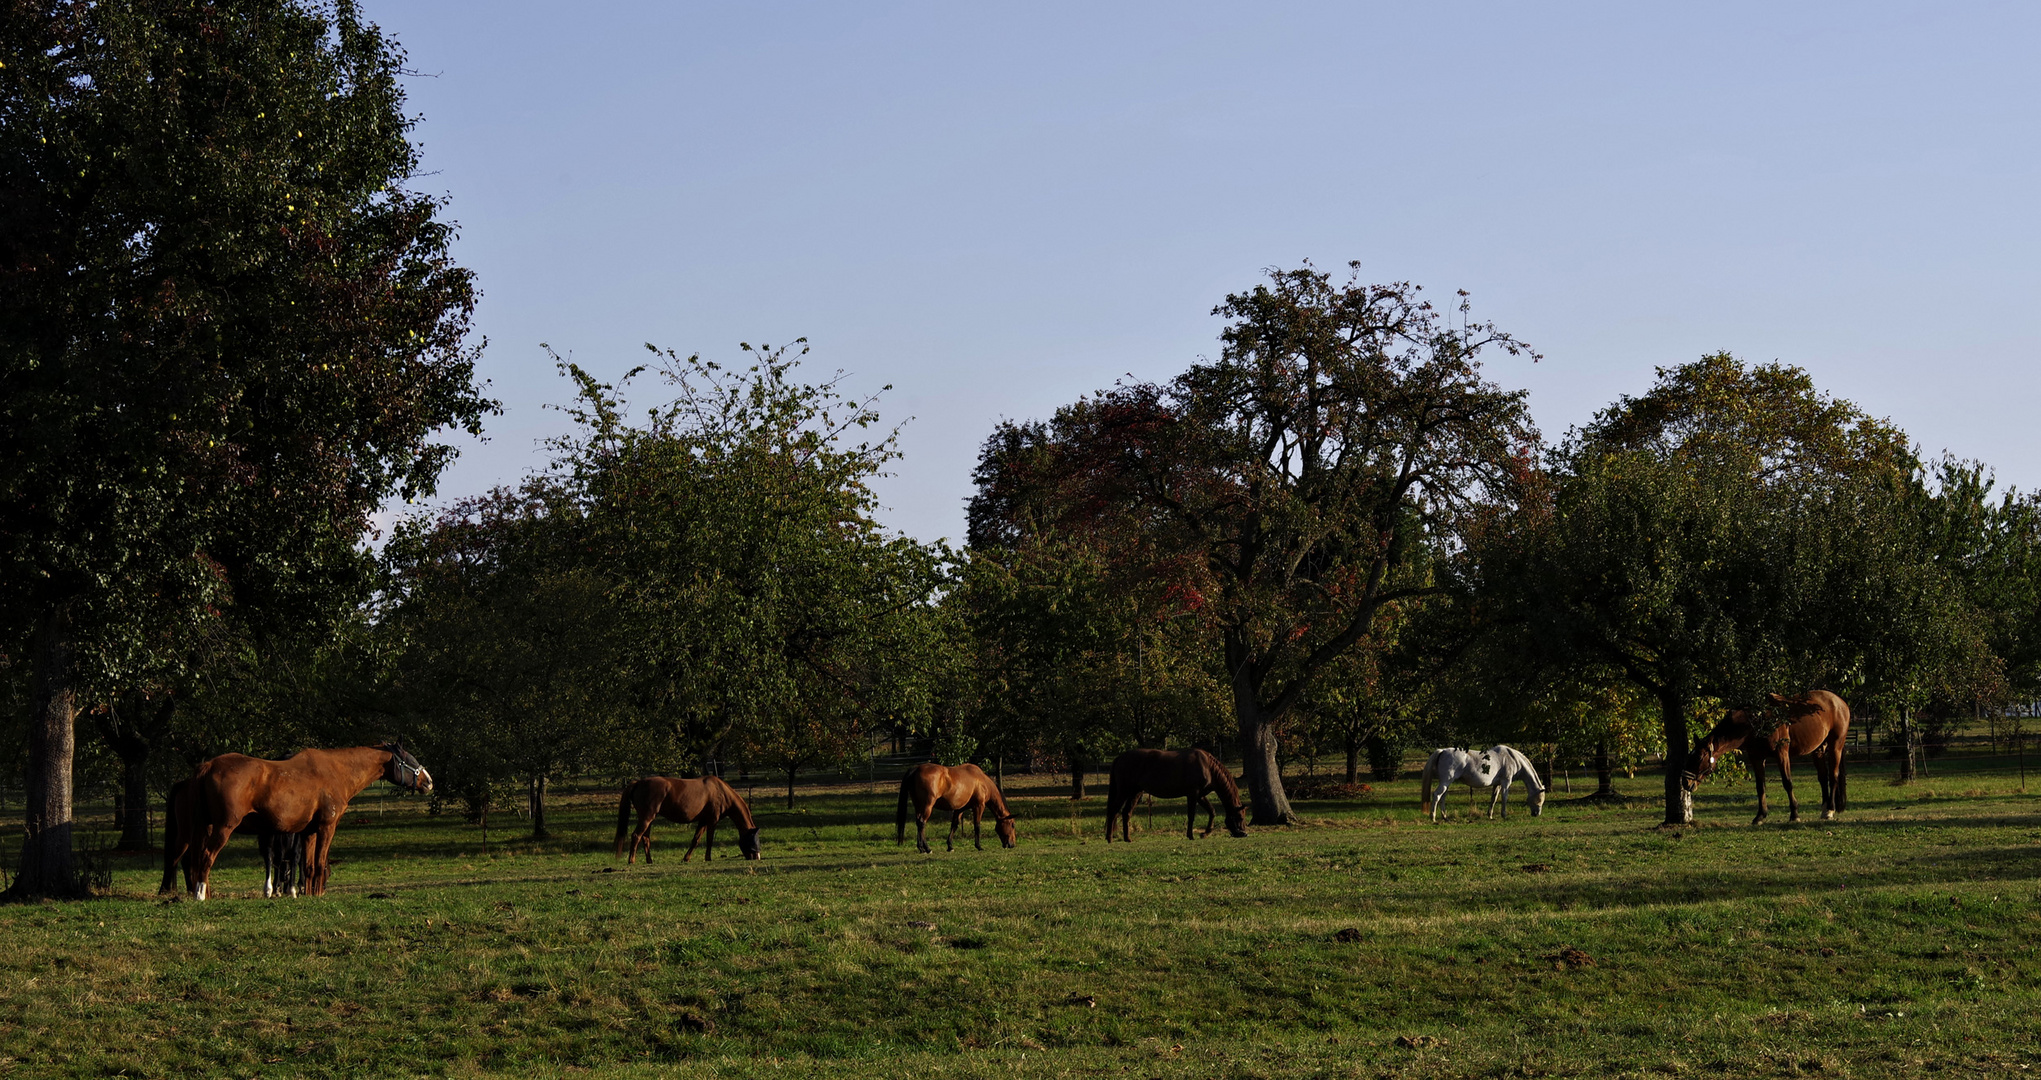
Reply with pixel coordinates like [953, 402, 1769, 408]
[1688, 690, 1852, 824]
[167, 742, 431, 900]
[895, 763, 1016, 853]
[1104, 748, 1247, 842]
[614, 776, 761, 863]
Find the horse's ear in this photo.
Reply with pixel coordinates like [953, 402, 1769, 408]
[1766, 693, 1788, 704]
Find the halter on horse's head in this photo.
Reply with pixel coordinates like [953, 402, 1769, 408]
[379, 739, 433, 794]
[736, 824, 763, 860]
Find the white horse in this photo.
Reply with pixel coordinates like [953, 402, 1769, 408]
[1420, 745, 1547, 822]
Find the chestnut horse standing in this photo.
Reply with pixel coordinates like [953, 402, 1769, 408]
[614, 776, 761, 863]
[1687, 690, 1852, 824]
[167, 742, 431, 900]
[1104, 748, 1247, 842]
[895, 763, 1016, 853]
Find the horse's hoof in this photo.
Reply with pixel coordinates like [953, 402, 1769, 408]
[1821, 810, 1836, 821]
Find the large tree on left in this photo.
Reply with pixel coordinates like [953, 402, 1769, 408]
[0, 1, 490, 897]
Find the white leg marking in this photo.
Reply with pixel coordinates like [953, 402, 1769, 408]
[196, 881, 208, 902]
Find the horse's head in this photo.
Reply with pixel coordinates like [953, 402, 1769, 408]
[381, 740, 433, 794]
[1685, 734, 1720, 792]
[994, 812, 1018, 849]
[1526, 777, 1547, 817]
[736, 825, 762, 861]
[1224, 804, 1248, 838]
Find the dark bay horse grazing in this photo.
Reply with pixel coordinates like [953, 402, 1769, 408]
[895, 763, 1016, 853]
[167, 742, 431, 900]
[161, 779, 309, 897]
[1104, 748, 1247, 842]
[1688, 690, 1852, 824]
[614, 776, 761, 864]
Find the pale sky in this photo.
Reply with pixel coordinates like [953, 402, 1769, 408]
[365, 1, 2041, 543]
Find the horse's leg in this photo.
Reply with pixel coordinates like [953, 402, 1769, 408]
[630, 821, 654, 865]
[947, 809, 964, 852]
[1815, 738, 1838, 819]
[704, 816, 718, 861]
[971, 803, 985, 851]
[916, 808, 932, 854]
[682, 823, 706, 862]
[1199, 794, 1219, 838]
[193, 815, 241, 901]
[1487, 786, 1501, 821]
[1749, 753, 1769, 825]
[306, 820, 339, 896]
[1778, 751, 1799, 823]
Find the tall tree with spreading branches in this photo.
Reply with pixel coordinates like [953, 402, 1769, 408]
[0, 1, 490, 895]
[970, 264, 1538, 824]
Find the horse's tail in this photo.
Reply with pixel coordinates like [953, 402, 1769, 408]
[1103, 766, 1120, 839]
[1420, 756, 1435, 812]
[895, 774, 911, 844]
[613, 781, 637, 859]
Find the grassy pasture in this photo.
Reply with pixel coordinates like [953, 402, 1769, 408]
[3, 755, 2041, 1079]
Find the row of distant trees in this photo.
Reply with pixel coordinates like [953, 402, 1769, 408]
[8, 2, 2041, 898]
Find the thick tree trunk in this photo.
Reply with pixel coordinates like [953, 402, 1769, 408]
[1235, 697, 1297, 826]
[528, 775, 549, 839]
[1595, 739, 1614, 798]
[1069, 757, 1085, 800]
[1344, 736, 1361, 786]
[1660, 690, 1693, 826]
[10, 610, 83, 898]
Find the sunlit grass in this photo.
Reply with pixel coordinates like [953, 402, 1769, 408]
[2, 752, 2039, 1078]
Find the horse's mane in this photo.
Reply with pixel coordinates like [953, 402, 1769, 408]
[1199, 750, 1243, 806]
[1498, 745, 1545, 792]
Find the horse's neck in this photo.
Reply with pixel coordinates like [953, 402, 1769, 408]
[721, 783, 755, 827]
[331, 747, 391, 798]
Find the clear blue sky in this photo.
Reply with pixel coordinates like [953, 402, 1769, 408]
[364, 1, 2041, 543]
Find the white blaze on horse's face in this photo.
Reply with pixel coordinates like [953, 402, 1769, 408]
[413, 766, 434, 794]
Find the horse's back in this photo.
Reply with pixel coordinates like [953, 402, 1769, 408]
[1781, 690, 1850, 753]
[1110, 748, 1205, 798]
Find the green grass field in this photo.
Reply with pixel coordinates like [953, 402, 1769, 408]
[3, 753, 2040, 1079]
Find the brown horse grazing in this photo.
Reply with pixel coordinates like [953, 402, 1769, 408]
[894, 763, 1017, 853]
[614, 776, 761, 864]
[168, 742, 431, 900]
[1687, 690, 1852, 824]
[1104, 748, 1247, 842]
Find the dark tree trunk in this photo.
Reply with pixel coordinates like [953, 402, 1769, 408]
[786, 763, 798, 809]
[9, 609, 83, 898]
[1235, 697, 1297, 826]
[1897, 713, 1916, 783]
[90, 695, 172, 852]
[1595, 739, 1615, 798]
[1344, 734, 1361, 786]
[528, 775, 549, 839]
[1660, 689, 1693, 826]
[1069, 757, 1085, 800]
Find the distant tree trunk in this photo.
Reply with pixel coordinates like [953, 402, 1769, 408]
[1897, 713, 1916, 783]
[92, 696, 173, 852]
[528, 775, 549, 839]
[786, 763, 798, 809]
[995, 756, 1003, 790]
[1595, 739, 1615, 798]
[1344, 733, 1362, 786]
[1660, 689, 1693, 826]
[1069, 756, 1085, 800]
[1232, 675, 1298, 826]
[9, 609, 83, 898]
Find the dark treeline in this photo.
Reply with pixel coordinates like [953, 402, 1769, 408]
[7, 5, 2040, 897]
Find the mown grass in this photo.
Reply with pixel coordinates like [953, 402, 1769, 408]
[3, 754, 2040, 1079]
